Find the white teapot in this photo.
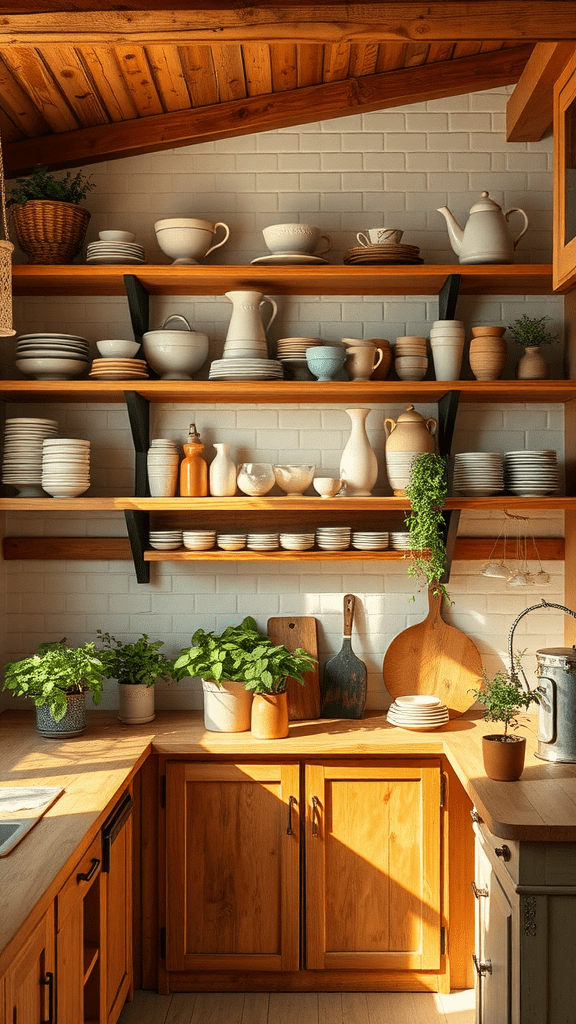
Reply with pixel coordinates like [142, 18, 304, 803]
[437, 191, 528, 265]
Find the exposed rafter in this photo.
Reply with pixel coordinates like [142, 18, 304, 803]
[506, 41, 576, 141]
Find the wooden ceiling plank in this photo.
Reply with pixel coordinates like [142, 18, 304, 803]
[114, 44, 164, 117]
[42, 44, 109, 128]
[0, 107, 25, 144]
[348, 43, 379, 78]
[2, 44, 534, 176]
[78, 45, 138, 122]
[1, 5, 576, 44]
[210, 42, 247, 103]
[506, 41, 576, 142]
[376, 43, 408, 74]
[1, 46, 79, 132]
[242, 43, 273, 97]
[296, 42, 324, 89]
[0, 52, 50, 137]
[403, 42, 431, 68]
[322, 42, 352, 83]
[271, 42, 298, 93]
[425, 42, 455, 64]
[179, 45, 219, 108]
[147, 45, 191, 111]
[450, 41, 484, 60]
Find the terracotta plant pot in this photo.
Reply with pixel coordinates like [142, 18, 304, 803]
[516, 346, 549, 380]
[251, 691, 289, 739]
[482, 734, 526, 781]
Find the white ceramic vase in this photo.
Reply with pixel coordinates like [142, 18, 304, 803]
[202, 679, 253, 732]
[430, 338, 464, 380]
[339, 407, 378, 496]
[209, 442, 237, 496]
[117, 682, 155, 724]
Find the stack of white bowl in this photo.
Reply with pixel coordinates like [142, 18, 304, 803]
[389, 530, 411, 550]
[351, 530, 389, 550]
[182, 529, 216, 551]
[217, 533, 247, 550]
[41, 438, 90, 498]
[387, 694, 449, 730]
[429, 319, 465, 380]
[147, 439, 180, 497]
[15, 333, 90, 380]
[2, 416, 59, 496]
[86, 230, 145, 265]
[384, 450, 419, 496]
[315, 525, 351, 550]
[247, 532, 279, 550]
[394, 336, 428, 381]
[280, 532, 315, 550]
[452, 452, 504, 496]
[149, 530, 183, 550]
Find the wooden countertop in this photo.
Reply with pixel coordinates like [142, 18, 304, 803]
[1, 706, 576, 973]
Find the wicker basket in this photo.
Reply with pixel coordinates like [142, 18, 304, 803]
[0, 133, 14, 335]
[12, 199, 90, 264]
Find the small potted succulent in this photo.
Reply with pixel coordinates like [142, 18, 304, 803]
[507, 314, 556, 380]
[404, 451, 450, 602]
[7, 165, 95, 265]
[96, 631, 174, 724]
[2, 638, 108, 737]
[174, 616, 316, 737]
[469, 654, 542, 780]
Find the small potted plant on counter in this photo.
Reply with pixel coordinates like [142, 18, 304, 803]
[404, 451, 450, 603]
[173, 616, 316, 738]
[2, 638, 108, 737]
[507, 313, 556, 380]
[469, 654, 542, 780]
[7, 164, 95, 265]
[96, 631, 174, 724]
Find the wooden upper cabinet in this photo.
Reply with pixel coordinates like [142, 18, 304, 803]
[554, 50, 576, 292]
[304, 760, 442, 972]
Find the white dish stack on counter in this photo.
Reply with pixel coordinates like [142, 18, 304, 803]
[41, 438, 91, 498]
[386, 694, 449, 731]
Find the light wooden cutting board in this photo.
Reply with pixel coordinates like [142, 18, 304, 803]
[267, 615, 320, 720]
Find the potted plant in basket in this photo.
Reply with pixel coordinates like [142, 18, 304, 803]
[2, 638, 108, 737]
[7, 165, 95, 265]
[173, 616, 316, 738]
[96, 631, 174, 724]
[404, 451, 450, 603]
[507, 313, 556, 380]
[469, 654, 542, 780]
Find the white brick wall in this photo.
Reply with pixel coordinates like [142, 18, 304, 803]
[2, 86, 569, 714]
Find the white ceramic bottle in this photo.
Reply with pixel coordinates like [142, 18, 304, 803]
[339, 408, 378, 496]
[209, 442, 237, 496]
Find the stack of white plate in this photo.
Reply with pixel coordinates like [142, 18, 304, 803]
[276, 337, 321, 380]
[2, 417, 59, 496]
[15, 333, 90, 380]
[247, 532, 280, 550]
[351, 530, 389, 550]
[387, 694, 449, 731]
[41, 438, 90, 498]
[389, 531, 411, 550]
[86, 240, 145, 265]
[149, 530, 183, 550]
[217, 533, 247, 550]
[315, 526, 351, 550]
[279, 532, 315, 550]
[209, 358, 283, 381]
[89, 357, 148, 381]
[147, 439, 180, 497]
[452, 452, 504, 496]
[504, 450, 559, 496]
[182, 530, 216, 551]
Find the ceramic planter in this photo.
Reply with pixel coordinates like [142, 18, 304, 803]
[202, 679, 253, 732]
[117, 682, 155, 724]
[516, 346, 549, 380]
[251, 691, 290, 739]
[35, 692, 86, 737]
[482, 733, 526, 781]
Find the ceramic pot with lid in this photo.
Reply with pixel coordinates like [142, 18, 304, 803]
[142, 314, 209, 379]
[384, 404, 437, 496]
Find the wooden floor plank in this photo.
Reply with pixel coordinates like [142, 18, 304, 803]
[166, 992, 198, 1024]
[190, 993, 245, 1024]
[269, 992, 318, 1024]
[342, 992, 370, 1024]
[242, 993, 270, 1024]
[435, 989, 476, 1021]
[318, 992, 342, 1024]
[367, 991, 443, 1024]
[118, 989, 172, 1023]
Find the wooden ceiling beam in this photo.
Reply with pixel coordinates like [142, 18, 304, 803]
[3, 44, 532, 176]
[506, 41, 576, 141]
[0, 3, 575, 44]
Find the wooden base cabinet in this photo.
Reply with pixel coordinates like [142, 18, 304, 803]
[3, 906, 55, 1024]
[163, 758, 442, 991]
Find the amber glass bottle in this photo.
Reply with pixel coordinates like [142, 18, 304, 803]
[179, 423, 208, 496]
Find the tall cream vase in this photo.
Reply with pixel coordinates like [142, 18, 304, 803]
[209, 442, 237, 496]
[339, 408, 378, 496]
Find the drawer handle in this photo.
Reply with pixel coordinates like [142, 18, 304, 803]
[472, 954, 493, 976]
[41, 971, 54, 1024]
[495, 845, 511, 862]
[77, 857, 100, 883]
[311, 795, 321, 837]
[471, 880, 489, 899]
[287, 795, 297, 835]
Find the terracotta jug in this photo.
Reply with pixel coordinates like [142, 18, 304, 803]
[384, 405, 437, 496]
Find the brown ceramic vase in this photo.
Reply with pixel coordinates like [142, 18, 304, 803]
[469, 334, 508, 380]
[482, 733, 526, 781]
[516, 346, 549, 380]
[251, 691, 289, 739]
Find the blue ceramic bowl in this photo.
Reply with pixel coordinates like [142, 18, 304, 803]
[306, 346, 346, 381]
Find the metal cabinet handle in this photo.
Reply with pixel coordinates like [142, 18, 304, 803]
[472, 954, 493, 976]
[77, 857, 100, 883]
[41, 971, 54, 1024]
[311, 795, 321, 837]
[471, 880, 489, 899]
[495, 845, 511, 861]
[287, 795, 297, 835]
[470, 808, 483, 823]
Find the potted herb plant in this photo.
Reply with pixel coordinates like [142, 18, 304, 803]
[7, 165, 95, 265]
[507, 313, 556, 380]
[2, 638, 108, 737]
[173, 616, 316, 737]
[404, 451, 449, 602]
[96, 631, 174, 724]
[469, 655, 542, 780]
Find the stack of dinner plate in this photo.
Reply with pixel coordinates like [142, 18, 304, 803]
[15, 332, 90, 380]
[209, 358, 283, 381]
[2, 416, 59, 496]
[503, 450, 559, 496]
[315, 525, 351, 550]
[86, 240, 145, 265]
[452, 452, 504, 496]
[279, 532, 315, 550]
[182, 530, 216, 551]
[344, 242, 422, 265]
[89, 357, 149, 380]
[148, 530, 183, 550]
[389, 531, 411, 550]
[41, 437, 90, 498]
[246, 532, 280, 550]
[387, 694, 449, 731]
[351, 530, 389, 550]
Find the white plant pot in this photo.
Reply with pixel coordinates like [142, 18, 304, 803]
[202, 679, 253, 732]
[117, 682, 155, 724]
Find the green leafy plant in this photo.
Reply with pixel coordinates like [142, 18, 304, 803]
[469, 653, 542, 739]
[7, 165, 96, 207]
[2, 639, 108, 721]
[173, 616, 317, 695]
[96, 631, 174, 687]
[404, 451, 449, 600]
[507, 314, 556, 348]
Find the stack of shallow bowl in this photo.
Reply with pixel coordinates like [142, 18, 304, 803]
[394, 336, 428, 381]
[147, 439, 180, 497]
[182, 529, 216, 551]
[387, 694, 449, 731]
[86, 231, 145, 265]
[2, 416, 59, 496]
[351, 530, 389, 550]
[429, 319, 465, 380]
[279, 532, 315, 550]
[276, 337, 321, 380]
[246, 532, 279, 551]
[15, 332, 90, 380]
[469, 325, 508, 380]
[41, 438, 90, 498]
[148, 530, 183, 550]
[389, 530, 411, 550]
[217, 533, 247, 550]
[452, 452, 504, 496]
[315, 526, 351, 550]
[384, 450, 418, 496]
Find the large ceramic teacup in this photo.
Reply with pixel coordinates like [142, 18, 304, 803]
[155, 218, 230, 264]
[345, 345, 384, 381]
[263, 223, 332, 256]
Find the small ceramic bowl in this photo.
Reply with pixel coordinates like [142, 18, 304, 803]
[313, 477, 343, 498]
[273, 464, 315, 495]
[98, 230, 136, 243]
[96, 339, 140, 358]
[237, 463, 275, 496]
[306, 346, 346, 381]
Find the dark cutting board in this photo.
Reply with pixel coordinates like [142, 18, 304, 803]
[267, 615, 320, 720]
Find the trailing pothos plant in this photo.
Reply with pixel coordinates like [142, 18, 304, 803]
[404, 451, 449, 601]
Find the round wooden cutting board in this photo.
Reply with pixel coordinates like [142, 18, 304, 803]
[383, 588, 483, 718]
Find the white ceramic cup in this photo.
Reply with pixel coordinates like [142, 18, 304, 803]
[356, 228, 404, 246]
[345, 345, 384, 381]
[262, 223, 332, 255]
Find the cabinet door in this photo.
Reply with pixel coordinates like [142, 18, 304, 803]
[102, 806, 133, 1024]
[4, 905, 55, 1024]
[474, 837, 511, 1024]
[305, 759, 442, 971]
[56, 831, 103, 1024]
[165, 760, 300, 972]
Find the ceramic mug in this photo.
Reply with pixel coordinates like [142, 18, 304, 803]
[345, 345, 384, 381]
[356, 228, 403, 246]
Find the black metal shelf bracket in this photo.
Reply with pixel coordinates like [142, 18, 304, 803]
[123, 273, 149, 347]
[124, 509, 150, 585]
[437, 390, 461, 457]
[438, 273, 461, 321]
[441, 509, 461, 583]
[124, 390, 150, 497]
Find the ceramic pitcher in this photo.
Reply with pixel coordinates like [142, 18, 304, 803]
[224, 290, 278, 344]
